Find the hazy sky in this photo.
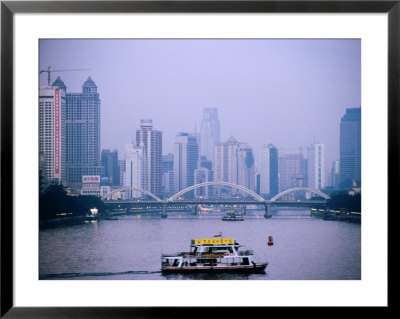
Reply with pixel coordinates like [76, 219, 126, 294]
[39, 39, 361, 169]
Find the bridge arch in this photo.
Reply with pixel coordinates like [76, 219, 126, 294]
[270, 187, 330, 201]
[101, 187, 163, 202]
[168, 182, 265, 202]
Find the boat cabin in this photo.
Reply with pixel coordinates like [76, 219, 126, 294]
[161, 237, 257, 269]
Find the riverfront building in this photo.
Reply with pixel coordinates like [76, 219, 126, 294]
[39, 77, 67, 183]
[101, 149, 120, 186]
[330, 160, 340, 189]
[200, 108, 220, 163]
[307, 143, 325, 190]
[173, 133, 199, 194]
[118, 160, 126, 187]
[65, 77, 103, 185]
[124, 143, 147, 198]
[340, 108, 361, 188]
[278, 152, 307, 193]
[214, 136, 256, 194]
[214, 136, 239, 186]
[237, 143, 255, 192]
[259, 144, 279, 197]
[162, 153, 174, 196]
[194, 167, 213, 198]
[135, 119, 163, 196]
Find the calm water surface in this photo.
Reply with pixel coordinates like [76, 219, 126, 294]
[39, 209, 361, 280]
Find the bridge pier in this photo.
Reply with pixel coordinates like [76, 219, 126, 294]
[161, 204, 168, 218]
[191, 205, 198, 215]
[243, 205, 246, 215]
[264, 204, 272, 219]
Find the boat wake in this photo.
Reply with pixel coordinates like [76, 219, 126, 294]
[39, 270, 162, 279]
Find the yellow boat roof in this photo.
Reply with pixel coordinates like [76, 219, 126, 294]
[194, 238, 234, 245]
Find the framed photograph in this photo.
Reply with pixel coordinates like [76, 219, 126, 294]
[1, 0, 395, 317]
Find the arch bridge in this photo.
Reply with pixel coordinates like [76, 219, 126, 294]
[270, 187, 331, 201]
[101, 187, 163, 202]
[102, 184, 329, 218]
[167, 181, 265, 202]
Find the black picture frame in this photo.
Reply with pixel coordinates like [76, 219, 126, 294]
[1, 0, 395, 317]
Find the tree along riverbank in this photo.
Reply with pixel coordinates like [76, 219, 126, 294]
[311, 191, 361, 223]
[39, 184, 107, 222]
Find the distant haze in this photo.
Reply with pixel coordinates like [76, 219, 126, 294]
[39, 39, 361, 168]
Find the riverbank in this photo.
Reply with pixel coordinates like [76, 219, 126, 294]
[39, 209, 177, 229]
[310, 208, 361, 223]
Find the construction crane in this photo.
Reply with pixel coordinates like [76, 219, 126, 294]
[40, 66, 91, 86]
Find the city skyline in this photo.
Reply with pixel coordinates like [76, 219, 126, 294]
[39, 39, 361, 168]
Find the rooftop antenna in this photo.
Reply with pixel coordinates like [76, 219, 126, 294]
[39, 66, 91, 86]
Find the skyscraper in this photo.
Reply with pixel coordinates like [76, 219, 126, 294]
[101, 149, 120, 186]
[173, 133, 199, 194]
[194, 167, 213, 198]
[214, 137, 255, 193]
[260, 144, 279, 197]
[162, 153, 174, 196]
[39, 76, 66, 183]
[65, 77, 102, 185]
[135, 119, 163, 196]
[214, 136, 239, 185]
[330, 160, 340, 189]
[118, 160, 125, 187]
[124, 143, 147, 198]
[278, 152, 307, 193]
[340, 108, 361, 188]
[237, 143, 255, 191]
[200, 108, 220, 163]
[307, 143, 325, 190]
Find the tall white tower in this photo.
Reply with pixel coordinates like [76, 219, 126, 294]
[307, 143, 325, 190]
[124, 143, 147, 198]
[173, 133, 199, 193]
[135, 119, 162, 195]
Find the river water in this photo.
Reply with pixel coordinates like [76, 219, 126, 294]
[39, 208, 361, 280]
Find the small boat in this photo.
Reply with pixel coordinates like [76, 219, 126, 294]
[221, 210, 244, 221]
[267, 236, 274, 246]
[161, 236, 268, 273]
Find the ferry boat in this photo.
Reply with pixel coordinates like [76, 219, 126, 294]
[221, 210, 244, 221]
[161, 236, 268, 273]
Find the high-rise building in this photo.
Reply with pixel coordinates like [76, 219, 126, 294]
[194, 167, 213, 198]
[195, 156, 213, 198]
[200, 108, 220, 163]
[255, 172, 261, 195]
[118, 160, 125, 187]
[307, 143, 325, 190]
[135, 119, 163, 196]
[340, 108, 361, 188]
[124, 143, 147, 198]
[330, 160, 340, 189]
[39, 77, 66, 183]
[101, 149, 120, 186]
[173, 133, 199, 194]
[214, 136, 240, 185]
[65, 77, 102, 185]
[162, 153, 174, 196]
[260, 144, 279, 197]
[237, 143, 255, 192]
[214, 137, 255, 194]
[278, 152, 307, 193]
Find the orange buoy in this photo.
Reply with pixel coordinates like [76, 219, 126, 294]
[267, 236, 274, 246]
